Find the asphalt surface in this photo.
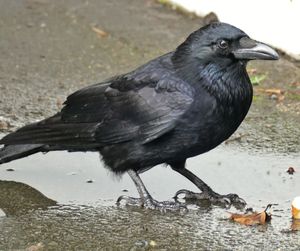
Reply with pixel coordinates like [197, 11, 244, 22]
[0, 1, 300, 250]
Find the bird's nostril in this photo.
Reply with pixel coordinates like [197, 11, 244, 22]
[239, 37, 257, 48]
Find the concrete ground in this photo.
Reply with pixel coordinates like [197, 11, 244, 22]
[0, 0, 299, 250]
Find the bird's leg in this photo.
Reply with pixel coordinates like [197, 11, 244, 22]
[171, 162, 246, 208]
[117, 169, 186, 212]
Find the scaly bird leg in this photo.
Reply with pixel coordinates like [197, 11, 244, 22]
[117, 169, 186, 212]
[171, 162, 246, 209]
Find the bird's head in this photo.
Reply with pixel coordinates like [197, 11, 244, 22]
[172, 22, 279, 69]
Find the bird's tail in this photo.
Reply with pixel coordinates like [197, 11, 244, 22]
[0, 113, 101, 165]
[0, 144, 44, 165]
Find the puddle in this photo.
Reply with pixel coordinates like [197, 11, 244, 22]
[0, 0, 300, 250]
[0, 146, 299, 250]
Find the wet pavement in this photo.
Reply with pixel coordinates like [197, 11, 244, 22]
[0, 0, 300, 250]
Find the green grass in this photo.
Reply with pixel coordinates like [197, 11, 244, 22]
[286, 92, 300, 101]
[249, 74, 266, 86]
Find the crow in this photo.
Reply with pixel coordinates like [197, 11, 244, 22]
[0, 23, 278, 210]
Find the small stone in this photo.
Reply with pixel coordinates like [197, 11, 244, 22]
[149, 240, 157, 247]
[0, 120, 9, 130]
[6, 168, 15, 172]
[26, 242, 44, 251]
[270, 94, 278, 100]
[0, 209, 6, 217]
[134, 240, 148, 248]
[67, 172, 77, 176]
[287, 167, 295, 175]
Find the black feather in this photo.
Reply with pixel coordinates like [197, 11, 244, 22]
[0, 23, 276, 176]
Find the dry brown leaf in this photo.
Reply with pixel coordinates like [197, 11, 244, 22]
[291, 220, 300, 231]
[229, 205, 272, 226]
[276, 94, 285, 102]
[265, 89, 285, 101]
[290, 82, 300, 88]
[92, 26, 108, 38]
[255, 88, 284, 95]
[255, 88, 285, 101]
[265, 88, 284, 95]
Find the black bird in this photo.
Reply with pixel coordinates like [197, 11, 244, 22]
[0, 23, 278, 210]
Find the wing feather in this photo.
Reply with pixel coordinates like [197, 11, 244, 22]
[1, 54, 195, 147]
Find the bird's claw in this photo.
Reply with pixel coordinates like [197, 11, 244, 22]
[224, 193, 247, 207]
[117, 195, 143, 207]
[174, 189, 246, 209]
[117, 195, 187, 212]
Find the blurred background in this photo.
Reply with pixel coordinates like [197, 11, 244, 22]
[165, 0, 300, 60]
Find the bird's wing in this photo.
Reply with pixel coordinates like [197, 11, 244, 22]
[63, 72, 194, 145]
[0, 63, 194, 147]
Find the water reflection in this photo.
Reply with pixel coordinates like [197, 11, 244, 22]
[0, 147, 299, 250]
[0, 180, 56, 216]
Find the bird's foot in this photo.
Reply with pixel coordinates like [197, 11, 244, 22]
[116, 195, 187, 212]
[174, 189, 246, 209]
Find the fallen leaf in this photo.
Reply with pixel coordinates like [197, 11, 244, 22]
[203, 12, 219, 25]
[255, 88, 284, 95]
[255, 88, 285, 101]
[290, 82, 300, 88]
[276, 94, 285, 102]
[92, 26, 108, 38]
[265, 88, 284, 95]
[229, 204, 272, 226]
[291, 220, 300, 231]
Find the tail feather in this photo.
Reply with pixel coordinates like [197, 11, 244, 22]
[0, 144, 44, 164]
[0, 113, 101, 165]
[0, 113, 99, 146]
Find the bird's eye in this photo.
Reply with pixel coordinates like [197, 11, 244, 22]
[218, 40, 229, 49]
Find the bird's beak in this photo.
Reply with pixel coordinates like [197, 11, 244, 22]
[233, 37, 279, 60]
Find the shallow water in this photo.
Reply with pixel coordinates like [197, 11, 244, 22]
[0, 146, 299, 250]
[0, 0, 300, 250]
